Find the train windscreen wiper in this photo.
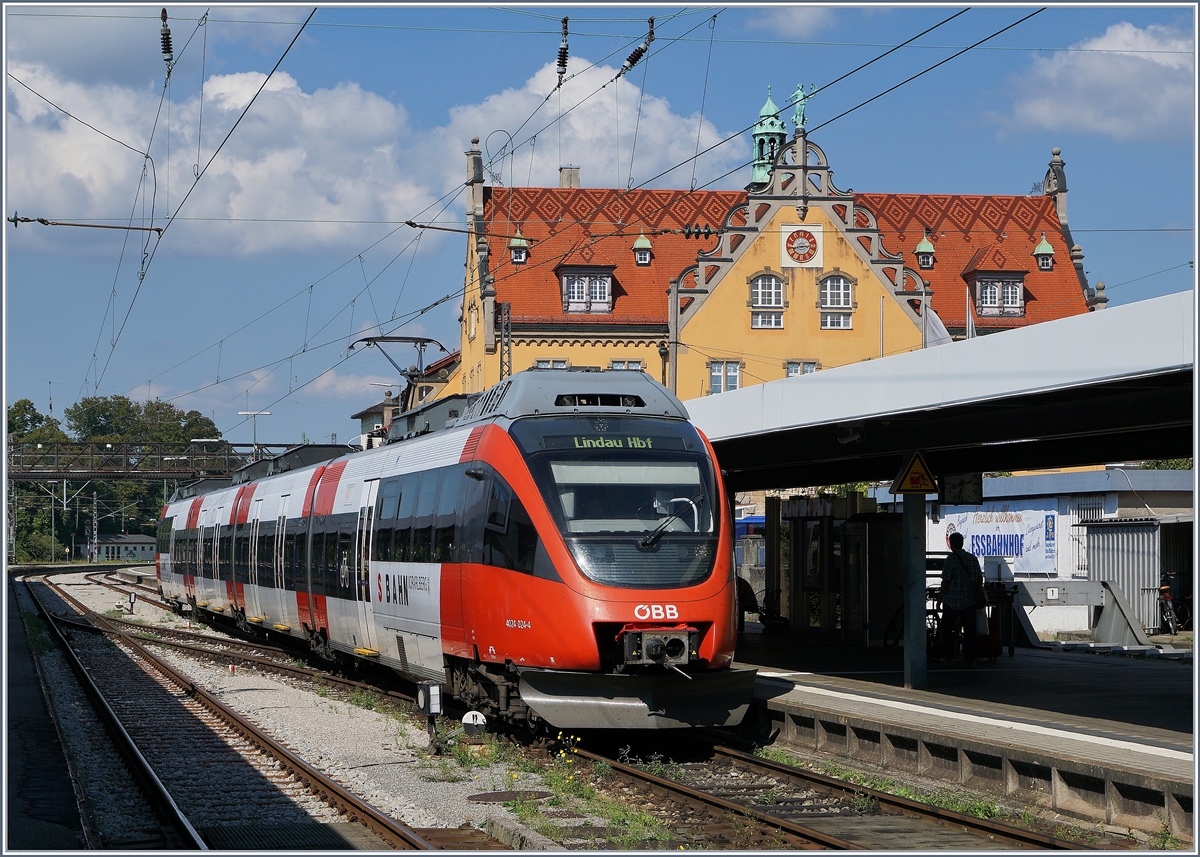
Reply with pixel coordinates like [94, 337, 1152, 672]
[638, 494, 702, 549]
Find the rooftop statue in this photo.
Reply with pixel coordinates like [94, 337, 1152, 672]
[791, 83, 815, 130]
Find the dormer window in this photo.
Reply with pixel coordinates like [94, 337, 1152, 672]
[562, 269, 613, 313]
[915, 232, 936, 270]
[975, 277, 1025, 317]
[1032, 232, 1054, 271]
[632, 230, 653, 266]
[509, 228, 529, 264]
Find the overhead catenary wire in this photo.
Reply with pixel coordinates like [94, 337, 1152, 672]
[91, 8, 317, 396]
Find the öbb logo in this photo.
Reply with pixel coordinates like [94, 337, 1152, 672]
[634, 604, 678, 620]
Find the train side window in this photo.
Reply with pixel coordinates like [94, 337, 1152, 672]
[434, 466, 462, 562]
[482, 474, 558, 580]
[374, 478, 400, 562]
[394, 473, 419, 562]
[311, 524, 328, 596]
[378, 479, 400, 519]
[411, 470, 440, 563]
[157, 516, 174, 554]
[219, 530, 233, 580]
[486, 479, 511, 533]
[458, 467, 489, 565]
[291, 522, 306, 591]
[259, 520, 276, 583]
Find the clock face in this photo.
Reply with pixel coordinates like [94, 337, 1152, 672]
[786, 229, 818, 263]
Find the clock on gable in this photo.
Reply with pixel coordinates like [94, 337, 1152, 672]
[781, 224, 823, 268]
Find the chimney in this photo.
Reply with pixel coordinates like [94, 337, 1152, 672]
[559, 165, 581, 188]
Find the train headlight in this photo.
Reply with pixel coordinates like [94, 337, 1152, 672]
[664, 638, 686, 660]
[644, 637, 666, 661]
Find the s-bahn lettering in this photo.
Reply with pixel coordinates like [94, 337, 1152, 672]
[634, 604, 678, 620]
[572, 436, 654, 449]
[377, 571, 430, 606]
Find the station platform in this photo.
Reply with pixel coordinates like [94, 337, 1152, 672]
[733, 627, 1195, 839]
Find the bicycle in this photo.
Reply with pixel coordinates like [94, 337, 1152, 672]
[883, 586, 942, 656]
[754, 587, 790, 633]
[1159, 575, 1183, 635]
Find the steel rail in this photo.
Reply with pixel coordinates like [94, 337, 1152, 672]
[573, 747, 863, 849]
[712, 744, 1089, 850]
[22, 579, 207, 850]
[38, 576, 437, 851]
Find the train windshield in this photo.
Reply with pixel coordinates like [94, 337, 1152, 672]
[509, 416, 720, 589]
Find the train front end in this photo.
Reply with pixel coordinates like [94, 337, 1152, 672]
[459, 371, 755, 729]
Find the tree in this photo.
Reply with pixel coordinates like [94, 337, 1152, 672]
[65, 396, 220, 444]
[8, 396, 224, 560]
[7, 399, 68, 443]
[1142, 458, 1193, 471]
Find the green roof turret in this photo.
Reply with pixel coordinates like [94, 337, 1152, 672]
[632, 229, 652, 250]
[915, 235, 935, 254]
[750, 85, 788, 190]
[1032, 232, 1054, 256]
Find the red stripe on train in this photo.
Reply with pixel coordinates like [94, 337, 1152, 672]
[459, 426, 485, 462]
[300, 466, 326, 518]
[186, 497, 204, 529]
[312, 460, 349, 517]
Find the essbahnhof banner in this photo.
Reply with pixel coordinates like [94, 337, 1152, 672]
[930, 502, 1059, 574]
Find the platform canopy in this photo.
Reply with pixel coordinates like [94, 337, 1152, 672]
[686, 291, 1194, 491]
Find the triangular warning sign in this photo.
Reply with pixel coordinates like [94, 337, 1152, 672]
[893, 451, 937, 494]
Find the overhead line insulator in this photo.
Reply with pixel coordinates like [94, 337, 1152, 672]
[160, 8, 174, 67]
[556, 17, 569, 88]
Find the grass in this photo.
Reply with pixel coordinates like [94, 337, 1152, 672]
[22, 611, 53, 655]
[346, 687, 383, 711]
[757, 746, 1010, 822]
[1150, 813, 1182, 850]
[617, 746, 685, 781]
[501, 747, 673, 848]
[420, 758, 467, 783]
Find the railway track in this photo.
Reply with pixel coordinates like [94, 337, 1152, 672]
[577, 744, 1092, 850]
[24, 575, 496, 850]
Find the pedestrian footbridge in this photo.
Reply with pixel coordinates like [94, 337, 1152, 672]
[687, 290, 1194, 491]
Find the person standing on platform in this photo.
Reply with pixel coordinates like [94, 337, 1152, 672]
[940, 532, 986, 666]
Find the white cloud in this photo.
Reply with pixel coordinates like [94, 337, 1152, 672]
[417, 56, 749, 195]
[744, 8, 838, 38]
[8, 54, 750, 257]
[1004, 23, 1194, 141]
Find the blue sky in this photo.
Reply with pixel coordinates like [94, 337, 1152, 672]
[5, 4, 1195, 446]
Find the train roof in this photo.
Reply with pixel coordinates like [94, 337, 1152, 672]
[455, 368, 690, 427]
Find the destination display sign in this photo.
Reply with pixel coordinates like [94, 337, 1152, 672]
[538, 434, 687, 451]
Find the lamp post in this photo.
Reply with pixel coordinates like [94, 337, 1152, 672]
[237, 412, 271, 460]
[658, 342, 669, 386]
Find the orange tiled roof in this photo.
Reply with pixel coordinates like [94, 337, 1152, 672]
[483, 187, 744, 325]
[480, 186, 1089, 331]
[855, 193, 1089, 330]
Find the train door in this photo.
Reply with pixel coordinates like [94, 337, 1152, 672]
[244, 499, 262, 620]
[275, 512, 287, 589]
[355, 480, 378, 651]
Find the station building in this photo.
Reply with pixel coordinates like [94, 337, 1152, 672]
[447, 89, 1103, 399]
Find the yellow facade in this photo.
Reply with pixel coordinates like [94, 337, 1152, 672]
[676, 206, 923, 400]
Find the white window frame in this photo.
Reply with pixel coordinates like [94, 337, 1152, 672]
[1037, 254, 1053, 271]
[511, 247, 527, 264]
[1002, 282, 1022, 307]
[751, 311, 783, 329]
[609, 360, 644, 371]
[980, 282, 999, 307]
[535, 358, 569, 369]
[917, 252, 934, 270]
[820, 312, 853, 330]
[786, 361, 817, 376]
[634, 248, 651, 266]
[820, 275, 853, 309]
[750, 274, 784, 308]
[709, 361, 740, 394]
[562, 269, 612, 313]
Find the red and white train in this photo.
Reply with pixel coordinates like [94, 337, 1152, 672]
[156, 369, 755, 729]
